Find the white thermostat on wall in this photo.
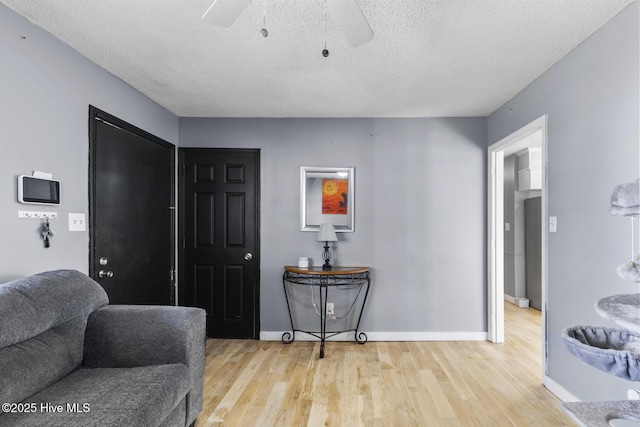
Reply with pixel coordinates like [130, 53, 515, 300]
[18, 171, 61, 206]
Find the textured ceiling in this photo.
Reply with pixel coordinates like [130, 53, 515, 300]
[1, 0, 633, 118]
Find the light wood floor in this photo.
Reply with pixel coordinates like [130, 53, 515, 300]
[196, 303, 573, 426]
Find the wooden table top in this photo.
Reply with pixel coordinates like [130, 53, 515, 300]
[284, 266, 369, 275]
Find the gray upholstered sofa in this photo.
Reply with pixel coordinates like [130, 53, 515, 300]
[0, 269, 206, 426]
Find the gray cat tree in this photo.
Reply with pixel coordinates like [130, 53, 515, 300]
[562, 179, 640, 426]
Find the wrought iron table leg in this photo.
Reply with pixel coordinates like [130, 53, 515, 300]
[282, 331, 294, 344]
[282, 272, 296, 344]
[319, 279, 328, 358]
[354, 272, 371, 345]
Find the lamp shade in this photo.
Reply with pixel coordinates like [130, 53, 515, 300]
[317, 223, 338, 242]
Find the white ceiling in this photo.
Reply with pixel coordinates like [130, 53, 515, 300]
[1, 0, 633, 118]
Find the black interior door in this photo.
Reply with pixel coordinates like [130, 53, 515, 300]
[89, 106, 175, 305]
[179, 148, 260, 338]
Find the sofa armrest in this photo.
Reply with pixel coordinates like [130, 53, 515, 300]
[83, 305, 206, 425]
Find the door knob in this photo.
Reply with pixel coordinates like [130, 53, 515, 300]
[98, 270, 114, 279]
[244, 252, 253, 261]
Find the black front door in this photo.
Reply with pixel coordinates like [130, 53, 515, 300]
[89, 106, 175, 305]
[179, 148, 260, 338]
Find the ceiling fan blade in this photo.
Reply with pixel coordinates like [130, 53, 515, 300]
[202, 0, 251, 27]
[326, 0, 374, 47]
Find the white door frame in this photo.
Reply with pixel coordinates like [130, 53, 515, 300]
[487, 115, 548, 376]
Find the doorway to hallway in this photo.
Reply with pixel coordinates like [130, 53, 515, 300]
[487, 115, 548, 378]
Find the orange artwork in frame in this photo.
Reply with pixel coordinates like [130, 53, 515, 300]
[322, 179, 348, 215]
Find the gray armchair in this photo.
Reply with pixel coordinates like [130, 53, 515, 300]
[0, 269, 205, 426]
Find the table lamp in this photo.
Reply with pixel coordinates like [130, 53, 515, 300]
[317, 223, 338, 271]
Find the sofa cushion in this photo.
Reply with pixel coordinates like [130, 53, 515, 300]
[0, 318, 86, 408]
[0, 364, 190, 427]
[82, 305, 206, 426]
[0, 270, 108, 406]
[0, 270, 108, 348]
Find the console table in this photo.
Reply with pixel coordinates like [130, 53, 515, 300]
[282, 266, 371, 358]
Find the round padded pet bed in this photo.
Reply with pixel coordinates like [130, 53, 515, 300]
[595, 294, 640, 334]
[562, 325, 640, 381]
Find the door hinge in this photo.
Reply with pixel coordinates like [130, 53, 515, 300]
[182, 238, 186, 249]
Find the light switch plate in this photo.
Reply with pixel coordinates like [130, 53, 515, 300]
[549, 216, 557, 233]
[68, 213, 86, 231]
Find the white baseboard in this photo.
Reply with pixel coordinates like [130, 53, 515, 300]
[504, 294, 516, 304]
[368, 331, 488, 341]
[260, 331, 488, 342]
[543, 375, 580, 402]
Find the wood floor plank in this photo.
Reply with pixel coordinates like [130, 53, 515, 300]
[197, 304, 574, 426]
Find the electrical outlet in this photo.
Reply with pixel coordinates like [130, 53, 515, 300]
[68, 213, 86, 232]
[326, 302, 334, 316]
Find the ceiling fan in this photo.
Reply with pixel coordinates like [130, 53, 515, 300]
[203, 0, 374, 47]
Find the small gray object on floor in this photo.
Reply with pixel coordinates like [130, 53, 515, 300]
[562, 400, 640, 427]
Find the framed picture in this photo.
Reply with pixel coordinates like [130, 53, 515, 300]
[300, 166, 355, 232]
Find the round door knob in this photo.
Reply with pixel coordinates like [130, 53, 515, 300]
[244, 252, 253, 261]
[99, 270, 114, 279]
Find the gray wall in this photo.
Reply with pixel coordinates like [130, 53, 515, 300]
[488, 1, 639, 400]
[503, 155, 517, 297]
[504, 152, 541, 301]
[179, 118, 487, 334]
[0, 4, 179, 282]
